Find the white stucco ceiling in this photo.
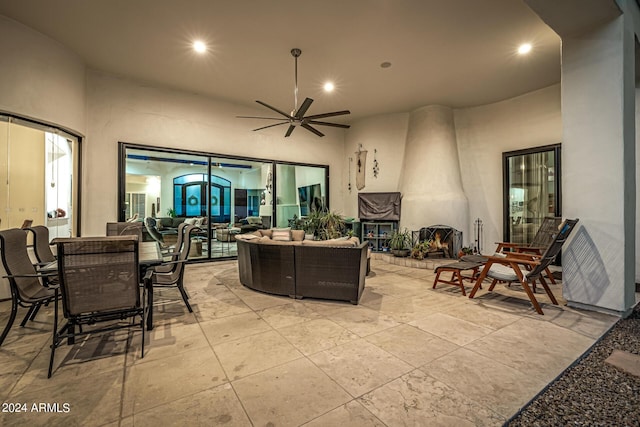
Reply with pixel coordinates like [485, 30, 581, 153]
[0, 0, 560, 122]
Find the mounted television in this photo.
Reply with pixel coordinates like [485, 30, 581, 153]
[358, 192, 401, 221]
[298, 183, 323, 216]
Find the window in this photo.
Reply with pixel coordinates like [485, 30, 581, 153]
[0, 115, 80, 238]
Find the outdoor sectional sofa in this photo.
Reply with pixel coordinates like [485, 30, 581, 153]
[236, 230, 368, 304]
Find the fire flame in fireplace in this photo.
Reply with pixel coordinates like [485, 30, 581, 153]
[430, 232, 449, 251]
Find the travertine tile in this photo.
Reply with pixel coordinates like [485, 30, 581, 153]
[199, 312, 272, 346]
[126, 322, 209, 365]
[13, 330, 130, 395]
[1, 370, 123, 427]
[233, 358, 351, 426]
[426, 347, 549, 417]
[364, 324, 459, 367]
[278, 318, 359, 355]
[131, 383, 251, 426]
[257, 301, 323, 329]
[331, 306, 402, 337]
[359, 369, 504, 426]
[303, 400, 386, 426]
[122, 346, 227, 415]
[465, 317, 595, 380]
[309, 339, 413, 397]
[213, 330, 303, 380]
[411, 312, 494, 346]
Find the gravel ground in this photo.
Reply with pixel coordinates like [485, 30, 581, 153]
[506, 304, 640, 427]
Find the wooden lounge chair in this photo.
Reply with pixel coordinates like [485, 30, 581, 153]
[468, 219, 578, 315]
[494, 216, 562, 285]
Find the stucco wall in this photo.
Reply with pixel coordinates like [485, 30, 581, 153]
[0, 15, 85, 135]
[85, 71, 345, 236]
[343, 85, 562, 250]
[454, 84, 562, 252]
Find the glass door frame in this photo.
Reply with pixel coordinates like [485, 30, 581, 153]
[502, 143, 561, 242]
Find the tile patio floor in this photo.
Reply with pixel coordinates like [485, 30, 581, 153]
[0, 258, 621, 426]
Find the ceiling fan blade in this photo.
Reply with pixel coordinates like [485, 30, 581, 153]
[284, 125, 296, 137]
[294, 98, 314, 119]
[237, 116, 289, 121]
[304, 110, 351, 120]
[307, 120, 351, 129]
[252, 122, 288, 131]
[255, 100, 292, 119]
[301, 123, 325, 137]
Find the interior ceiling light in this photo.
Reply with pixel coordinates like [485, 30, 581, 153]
[236, 48, 351, 137]
[323, 82, 335, 92]
[380, 61, 392, 68]
[517, 43, 532, 55]
[193, 40, 207, 53]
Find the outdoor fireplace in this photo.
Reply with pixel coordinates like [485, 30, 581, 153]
[414, 225, 462, 258]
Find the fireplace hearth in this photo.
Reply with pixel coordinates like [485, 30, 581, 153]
[412, 225, 462, 258]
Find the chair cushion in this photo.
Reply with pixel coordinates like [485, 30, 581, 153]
[487, 263, 518, 282]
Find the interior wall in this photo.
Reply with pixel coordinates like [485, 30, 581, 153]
[85, 71, 345, 236]
[0, 15, 85, 135]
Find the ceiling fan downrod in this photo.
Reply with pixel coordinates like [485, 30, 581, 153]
[291, 48, 301, 114]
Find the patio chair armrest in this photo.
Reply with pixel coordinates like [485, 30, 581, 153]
[3, 271, 58, 279]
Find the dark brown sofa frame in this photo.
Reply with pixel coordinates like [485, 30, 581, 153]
[237, 239, 368, 304]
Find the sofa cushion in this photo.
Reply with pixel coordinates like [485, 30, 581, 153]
[291, 230, 305, 241]
[272, 228, 292, 241]
[172, 217, 185, 228]
[301, 238, 357, 247]
[235, 233, 260, 241]
[258, 229, 273, 239]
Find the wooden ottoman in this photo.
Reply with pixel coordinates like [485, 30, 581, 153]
[433, 261, 484, 296]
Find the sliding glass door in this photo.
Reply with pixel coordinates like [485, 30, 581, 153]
[503, 144, 561, 244]
[120, 143, 327, 261]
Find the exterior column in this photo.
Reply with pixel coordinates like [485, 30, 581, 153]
[560, 10, 636, 315]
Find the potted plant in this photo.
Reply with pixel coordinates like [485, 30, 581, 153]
[389, 228, 411, 257]
[318, 210, 346, 240]
[166, 208, 177, 218]
[458, 246, 474, 259]
[411, 239, 432, 260]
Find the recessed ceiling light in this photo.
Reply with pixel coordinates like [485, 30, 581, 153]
[517, 43, 532, 55]
[323, 82, 335, 92]
[193, 40, 207, 53]
[380, 61, 392, 68]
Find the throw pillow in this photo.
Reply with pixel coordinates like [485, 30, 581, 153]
[271, 228, 292, 241]
[184, 218, 197, 225]
[194, 217, 205, 227]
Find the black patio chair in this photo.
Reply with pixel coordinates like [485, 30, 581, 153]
[106, 221, 144, 242]
[49, 236, 150, 377]
[148, 224, 197, 319]
[26, 225, 56, 265]
[0, 228, 58, 346]
[469, 219, 579, 315]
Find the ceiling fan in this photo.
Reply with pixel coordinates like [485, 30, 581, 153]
[237, 48, 351, 137]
